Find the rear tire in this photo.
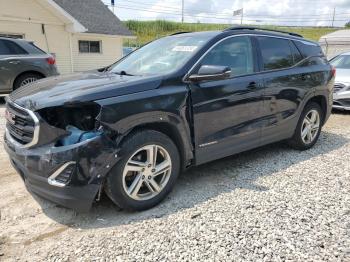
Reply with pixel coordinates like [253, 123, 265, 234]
[13, 73, 43, 89]
[288, 102, 323, 150]
[105, 130, 180, 211]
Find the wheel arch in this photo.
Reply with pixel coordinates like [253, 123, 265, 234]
[305, 95, 328, 124]
[116, 120, 194, 171]
[13, 70, 46, 89]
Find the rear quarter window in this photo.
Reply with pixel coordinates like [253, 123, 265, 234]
[294, 41, 324, 58]
[21, 42, 46, 54]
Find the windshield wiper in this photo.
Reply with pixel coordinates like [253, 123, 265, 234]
[114, 70, 135, 76]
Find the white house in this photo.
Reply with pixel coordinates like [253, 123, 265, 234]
[0, 0, 134, 74]
[319, 30, 350, 59]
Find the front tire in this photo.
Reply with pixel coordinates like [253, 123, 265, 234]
[288, 102, 323, 150]
[105, 130, 180, 211]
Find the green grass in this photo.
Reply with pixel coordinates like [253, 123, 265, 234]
[123, 20, 339, 46]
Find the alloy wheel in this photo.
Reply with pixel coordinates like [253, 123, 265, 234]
[301, 109, 320, 144]
[20, 77, 38, 87]
[122, 145, 172, 201]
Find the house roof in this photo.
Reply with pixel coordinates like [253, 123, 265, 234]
[52, 0, 133, 36]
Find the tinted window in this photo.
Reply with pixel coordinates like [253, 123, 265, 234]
[294, 41, 324, 58]
[200, 36, 254, 76]
[257, 37, 294, 70]
[0, 39, 27, 55]
[28, 43, 45, 54]
[7, 41, 27, 54]
[330, 55, 350, 69]
[0, 40, 10, 55]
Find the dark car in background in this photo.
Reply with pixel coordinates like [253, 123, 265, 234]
[4, 27, 334, 212]
[0, 37, 58, 95]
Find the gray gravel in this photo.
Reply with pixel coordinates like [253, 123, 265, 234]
[0, 98, 350, 261]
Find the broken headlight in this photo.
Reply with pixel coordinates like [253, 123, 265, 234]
[38, 103, 101, 131]
[38, 103, 103, 146]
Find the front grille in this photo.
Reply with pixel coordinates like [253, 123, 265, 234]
[5, 101, 38, 146]
[334, 83, 346, 93]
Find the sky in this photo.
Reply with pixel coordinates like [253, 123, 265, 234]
[101, 0, 350, 27]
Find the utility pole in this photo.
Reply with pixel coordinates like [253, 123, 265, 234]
[111, 0, 115, 14]
[241, 9, 244, 25]
[331, 7, 336, 27]
[181, 0, 184, 23]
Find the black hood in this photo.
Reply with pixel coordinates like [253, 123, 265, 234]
[10, 71, 163, 111]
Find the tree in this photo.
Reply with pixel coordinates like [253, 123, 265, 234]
[346, 21, 350, 28]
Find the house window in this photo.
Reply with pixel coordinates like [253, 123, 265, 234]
[0, 33, 24, 39]
[79, 40, 101, 53]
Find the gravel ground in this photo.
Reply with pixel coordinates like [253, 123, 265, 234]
[0, 97, 350, 261]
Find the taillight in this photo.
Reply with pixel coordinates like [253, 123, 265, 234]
[331, 66, 336, 77]
[46, 56, 56, 65]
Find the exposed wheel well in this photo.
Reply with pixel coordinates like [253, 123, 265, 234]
[13, 71, 45, 89]
[122, 122, 189, 170]
[306, 95, 327, 124]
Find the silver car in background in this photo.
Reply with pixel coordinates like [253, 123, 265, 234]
[0, 37, 59, 95]
[330, 52, 350, 110]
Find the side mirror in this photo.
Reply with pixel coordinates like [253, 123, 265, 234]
[188, 65, 231, 82]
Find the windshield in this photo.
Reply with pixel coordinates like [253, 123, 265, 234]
[110, 35, 211, 76]
[330, 55, 350, 69]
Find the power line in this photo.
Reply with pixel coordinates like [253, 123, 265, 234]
[102, 1, 350, 25]
[108, 0, 350, 19]
[105, 3, 349, 22]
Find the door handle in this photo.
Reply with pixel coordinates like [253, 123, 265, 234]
[247, 82, 257, 90]
[9, 60, 20, 65]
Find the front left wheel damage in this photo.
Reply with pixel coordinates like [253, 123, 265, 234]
[4, 102, 122, 212]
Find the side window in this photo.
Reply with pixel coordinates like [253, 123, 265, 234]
[0, 40, 27, 55]
[200, 36, 254, 77]
[257, 37, 294, 70]
[6, 41, 27, 55]
[0, 40, 10, 55]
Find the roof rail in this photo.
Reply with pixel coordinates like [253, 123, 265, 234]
[170, 31, 192, 36]
[224, 26, 303, 38]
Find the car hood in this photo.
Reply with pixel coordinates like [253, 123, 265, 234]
[9, 71, 163, 111]
[335, 69, 350, 86]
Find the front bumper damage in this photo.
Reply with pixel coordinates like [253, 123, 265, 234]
[4, 129, 119, 212]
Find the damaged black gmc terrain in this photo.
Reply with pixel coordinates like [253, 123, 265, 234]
[4, 27, 334, 212]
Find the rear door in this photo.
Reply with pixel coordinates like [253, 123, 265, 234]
[255, 36, 314, 144]
[188, 35, 265, 164]
[0, 39, 28, 92]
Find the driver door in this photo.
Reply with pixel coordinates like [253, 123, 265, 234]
[188, 36, 265, 164]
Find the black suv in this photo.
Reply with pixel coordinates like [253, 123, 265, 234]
[4, 27, 334, 212]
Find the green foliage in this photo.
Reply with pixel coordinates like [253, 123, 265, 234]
[123, 20, 339, 47]
[346, 21, 350, 28]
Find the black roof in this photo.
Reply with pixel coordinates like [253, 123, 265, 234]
[53, 0, 133, 36]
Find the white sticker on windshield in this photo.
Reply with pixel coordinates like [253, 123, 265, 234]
[172, 46, 198, 52]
